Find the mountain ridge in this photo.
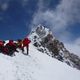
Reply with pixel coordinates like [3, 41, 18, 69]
[29, 24, 80, 70]
[0, 26, 80, 80]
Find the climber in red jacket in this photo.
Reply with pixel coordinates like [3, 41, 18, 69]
[22, 38, 31, 55]
[6, 40, 18, 56]
[0, 40, 9, 55]
[0, 40, 5, 53]
[2, 46, 9, 55]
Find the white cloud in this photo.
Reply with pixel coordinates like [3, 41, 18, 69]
[1, 3, 8, 11]
[0, 0, 11, 11]
[31, 0, 80, 42]
[64, 37, 80, 57]
[74, 37, 80, 45]
[64, 43, 80, 57]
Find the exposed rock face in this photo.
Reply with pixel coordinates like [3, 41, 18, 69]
[29, 24, 80, 70]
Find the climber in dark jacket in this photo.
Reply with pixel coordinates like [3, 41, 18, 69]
[22, 38, 31, 55]
[6, 40, 18, 56]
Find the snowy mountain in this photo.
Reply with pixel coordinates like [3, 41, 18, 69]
[0, 43, 80, 80]
[29, 24, 80, 70]
[0, 24, 80, 80]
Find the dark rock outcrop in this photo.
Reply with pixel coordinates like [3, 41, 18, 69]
[29, 25, 80, 70]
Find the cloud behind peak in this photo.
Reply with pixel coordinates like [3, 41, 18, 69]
[31, 0, 80, 42]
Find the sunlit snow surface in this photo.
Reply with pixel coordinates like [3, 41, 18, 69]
[0, 43, 80, 80]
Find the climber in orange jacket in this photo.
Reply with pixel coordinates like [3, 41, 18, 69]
[22, 38, 31, 55]
[17, 39, 24, 52]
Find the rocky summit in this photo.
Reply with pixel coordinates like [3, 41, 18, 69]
[29, 24, 80, 70]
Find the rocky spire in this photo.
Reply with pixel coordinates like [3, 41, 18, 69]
[29, 25, 80, 70]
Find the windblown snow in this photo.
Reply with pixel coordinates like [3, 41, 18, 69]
[0, 43, 80, 80]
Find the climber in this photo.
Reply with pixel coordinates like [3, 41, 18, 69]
[16, 39, 24, 52]
[0, 40, 9, 55]
[22, 38, 31, 55]
[5, 40, 18, 56]
[0, 40, 5, 53]
[2, 46, 9, 55]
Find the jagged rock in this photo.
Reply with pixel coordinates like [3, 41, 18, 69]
[29, 24, 80, 70]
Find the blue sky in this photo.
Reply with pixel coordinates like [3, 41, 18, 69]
[0, 0, 38, 40]
[0, 0, 80, 43]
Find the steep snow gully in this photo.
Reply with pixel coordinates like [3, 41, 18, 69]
[0, 43, 80, 80]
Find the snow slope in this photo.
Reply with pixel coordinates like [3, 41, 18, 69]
[0, 43, 80, 80]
